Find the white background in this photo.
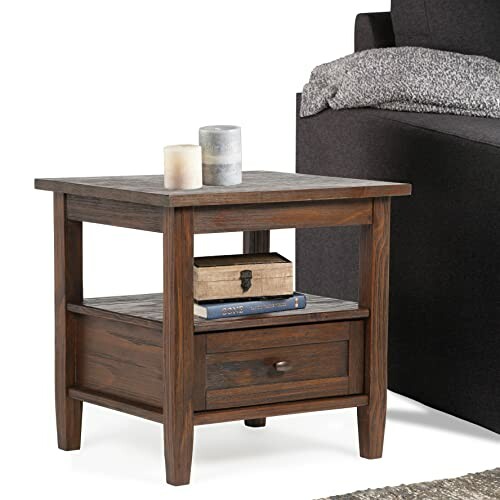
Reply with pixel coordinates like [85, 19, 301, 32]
[1, 1, 498, 498]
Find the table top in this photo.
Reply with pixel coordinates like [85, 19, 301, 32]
[35, 171, 411, 207]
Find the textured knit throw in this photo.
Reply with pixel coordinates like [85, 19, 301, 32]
[300, 47, 500, 119]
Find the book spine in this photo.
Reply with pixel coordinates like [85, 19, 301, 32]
[204, 294, 306, 320]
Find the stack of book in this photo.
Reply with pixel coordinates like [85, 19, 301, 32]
[193, 253, 307, 320]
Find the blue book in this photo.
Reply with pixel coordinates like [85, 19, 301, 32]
[194, 293, 307, 320]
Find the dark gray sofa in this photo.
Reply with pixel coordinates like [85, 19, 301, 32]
[296, 1, 500, 433]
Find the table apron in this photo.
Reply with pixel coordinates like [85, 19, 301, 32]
[66, 195, 373, 233]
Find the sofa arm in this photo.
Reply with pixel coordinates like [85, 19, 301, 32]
[355, 12, 395, 52]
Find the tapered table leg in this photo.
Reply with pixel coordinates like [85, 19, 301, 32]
[163, 207, 195, 486]
[243, 230, 270, 429]
[357, 198, 390, 459]
[244, 418, 267, 428]
[54, 193, 83, 450]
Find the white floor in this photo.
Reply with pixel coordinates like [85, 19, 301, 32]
[4, 390, 498, 499]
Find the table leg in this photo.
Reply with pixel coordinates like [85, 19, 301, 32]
[357, 198, 390, 459]
[243, 230, 270, 254]
[163, 207, 195, 486]
[54, 193, 83, 450]
[243, 230, 270, 429]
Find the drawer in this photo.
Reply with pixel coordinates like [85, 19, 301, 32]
[204, 321, 364, 410]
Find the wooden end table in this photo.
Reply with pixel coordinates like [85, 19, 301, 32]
[35, 171, 411, 486]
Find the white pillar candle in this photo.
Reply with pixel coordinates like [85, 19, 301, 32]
[163, 145, 202, 190]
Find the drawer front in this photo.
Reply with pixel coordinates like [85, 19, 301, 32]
[204, 321, 364, 410]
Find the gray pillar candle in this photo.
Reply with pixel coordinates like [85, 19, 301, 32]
[199, 125, 242, 186]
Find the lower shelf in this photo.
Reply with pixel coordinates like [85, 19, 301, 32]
[68, 292, 369, 333]
[68, 387, 368, 425]
[69, 387, 162, 422]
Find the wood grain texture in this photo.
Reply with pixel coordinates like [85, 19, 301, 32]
[348, 321, 365, 394]
[67, 194, 162, 232]
[193, 254, 293, 301]
[67, 387, 368, 426]
[72, 313, 206, 411]
[163, 207, 195, 486]
[68, 301, 161, 330]
[73, 293, 369, 333]
[190, 293, 369, 332]
[195, 395, 368, 424]
[54, 193, 83, 451]
[35, 171, 412, 207]
[193, 335, 207, 412]
[67, 195, 371, 234]
[64, 196, 373, 234]
[69, 386, 163, 423]
[242, 230, 270, 428]
[357, 198, 391, 459]
[194, 199, 372, 233]
[206, 322, 350, 353]
[75, 314, 163, 406]
[37, 171, 410, 484]
[207, 342, 348, 390]
[243, 230, 270, 254]
[206, 377, 349, 409]
[69, 310, 360, 419]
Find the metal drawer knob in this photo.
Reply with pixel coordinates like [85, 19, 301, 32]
[274, 361, 292, 373]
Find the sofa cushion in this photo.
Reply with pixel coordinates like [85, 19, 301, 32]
[371, 110, 500, 150]
[391, 0, 500, 62]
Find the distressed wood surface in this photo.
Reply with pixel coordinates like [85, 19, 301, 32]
[204, 321, 363, 410]
[72, 313, 206, 412]
[163, 207, 195, 486]
[35, 171, 412, 207]
[75, 314, 163, 407]
[39, 169, 411, 486]
[348, 321, 365, 394]
[72, 293, 369, 333]
[67, 194, 162, 232]
[206, 322, 350, 353]
[357, 198, 391, 459]
[206, 377, 349, 410]
[69, 386, 163, 423]
[193, 335, 207, 412]
[193, 253, 293, 301]
[67, 387, 368, 426]
[64, 196, 373, 234]
[243, 230, 270, 254]
[195, 276, 293, 301]
[68, 310, 362, 416]
[242, 230, 270, 427]
[195, 394, 368, 425]
[207, 342, 348, 391]
[54, 193, 83, 451]
[193, 199, 373, 233]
